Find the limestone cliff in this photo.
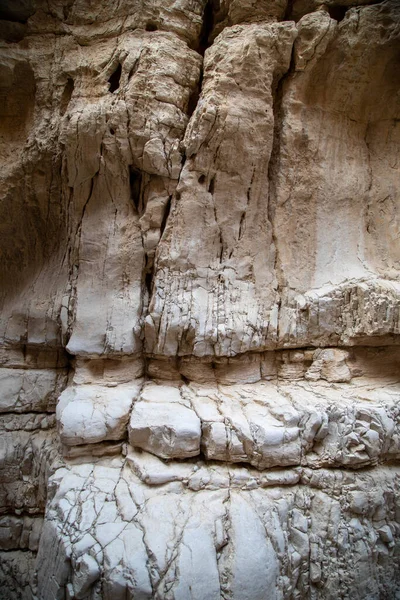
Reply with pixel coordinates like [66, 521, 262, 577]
[0, 0, 399, 598]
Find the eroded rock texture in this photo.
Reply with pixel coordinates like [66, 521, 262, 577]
[0, 0, 399, 598]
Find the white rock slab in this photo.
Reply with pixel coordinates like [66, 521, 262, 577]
[57, 382, 142, 446]
[129, 400, 201, 459]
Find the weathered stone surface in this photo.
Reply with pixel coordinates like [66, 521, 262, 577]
[0, 415, 58, 514]
[34, 456, 400, 600]
[126, 375, 400, 470]
[57, 382, 143, 446]
[0, 368, 67, 413]
[0, 0, 399, 598]
[0, 515, 43, 551]
[129, 383, 201, 459]
[273, 4, 400, 348]
[145, 20, 297, 357]
[0, 550, 36, 600]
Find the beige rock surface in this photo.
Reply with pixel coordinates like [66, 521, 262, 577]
[146, 20, 297, 357]
[0, 0, 399, 598]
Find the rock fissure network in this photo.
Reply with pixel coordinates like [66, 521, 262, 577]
[0, 0, 400, 598]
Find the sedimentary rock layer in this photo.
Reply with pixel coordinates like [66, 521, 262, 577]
[0, 0, 399, 598]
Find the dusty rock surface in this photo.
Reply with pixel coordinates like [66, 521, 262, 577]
[0, 0, 399, 598]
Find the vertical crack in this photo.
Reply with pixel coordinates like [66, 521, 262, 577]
[65, 173, 97, 344]
[197, 0, 217, 56]
[108, 63, 122, 93]
[144, 259, 154, 297]
[216, 488, 232, 599]
[267, 47, 297, 344]
[159, 195, 172, 240]
[129, 166, 143, 215]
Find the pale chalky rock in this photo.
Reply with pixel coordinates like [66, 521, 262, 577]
[124, 376, 400, 470]
[273, 4, 400, 348]
[193, 383, 302, 469]
[186, 379, 400, 469]
[126, 447, 302, 490]
[34, 457, 400, 600]
[145, 21, 297, 357]
[0, 25, 201, 358]
[57, 382, 142, 446]
[129, 383, 201, 458]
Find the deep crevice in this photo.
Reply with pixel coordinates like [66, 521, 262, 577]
[238, 212, 246, 240]
[145, 22, 158, 32]
[0, 0, 35, 23]
[208, 176, 216, 195]
[143, 249, 156, 300]
[219, 233, 224, 262]
[145, 268, 153, 297]
[283, 0, 295, 21]
[180, 373, 190, 385]
[328, 5, 348, 22]
[159, 196, 172, 239]
[129, 166, 142, 214]
[266, 46, 297, 336]
[0, 546, 38, 553]
[108, 63, 122, 93]
[198, 0, 216, 56]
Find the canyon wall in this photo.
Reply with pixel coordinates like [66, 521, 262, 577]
[0, 0, 399, 598]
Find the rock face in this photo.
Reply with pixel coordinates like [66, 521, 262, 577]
[0, 1, 399, 599]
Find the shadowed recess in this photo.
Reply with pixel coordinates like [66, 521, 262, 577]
[108, 63, 122, 93]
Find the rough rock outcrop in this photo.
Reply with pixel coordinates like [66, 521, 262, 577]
[0, 0, 399, 599]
